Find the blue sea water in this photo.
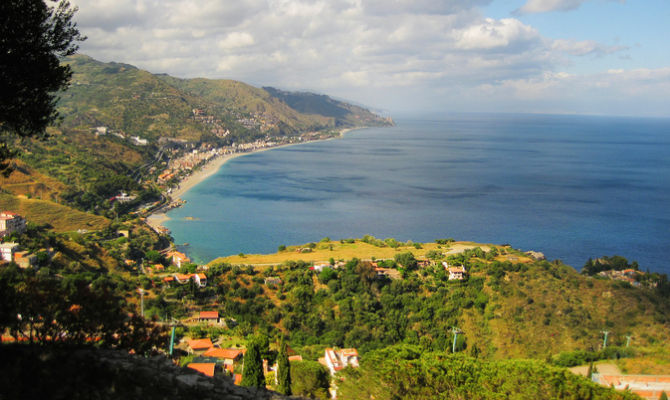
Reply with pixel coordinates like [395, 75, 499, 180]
[165, 114, 670, 273]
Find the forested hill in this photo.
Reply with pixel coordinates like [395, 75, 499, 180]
[59, 54, 392, 141]
[200, 239, 670, 361]
[0, 54, 391, 221]
[263, 87, 391, 127]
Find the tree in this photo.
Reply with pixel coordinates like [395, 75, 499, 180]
[276, 338, 291, 395]
[394, 252, 417, 271]
[660, 391, 668, 400]
[241, 334, 266, 388]
[290, 360, 330, 399]
[0, 0, 85, 175]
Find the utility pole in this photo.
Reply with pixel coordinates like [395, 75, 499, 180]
[601, 330, 610, 349]
[139, 288, 144, 317]
[451, 327, 463, 353]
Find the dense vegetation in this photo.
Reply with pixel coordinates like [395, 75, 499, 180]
[336, 345, 639, 400]
[179, 240, 670, 361]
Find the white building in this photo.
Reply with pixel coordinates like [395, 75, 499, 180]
[324, 348, 359, 376]
[0, 242, 19, 262]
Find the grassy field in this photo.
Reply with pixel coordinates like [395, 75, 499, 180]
[0, 193, 109, 232]
[209, 238, 525, 266]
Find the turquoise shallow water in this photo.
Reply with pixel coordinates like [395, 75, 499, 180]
[165, 113, 670, 273]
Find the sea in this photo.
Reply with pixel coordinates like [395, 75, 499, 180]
[164, 113, 670, 274]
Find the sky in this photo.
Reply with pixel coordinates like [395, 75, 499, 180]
[70, 0, 670, 117]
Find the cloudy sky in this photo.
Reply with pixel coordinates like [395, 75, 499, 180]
[70, 0, 670, 117]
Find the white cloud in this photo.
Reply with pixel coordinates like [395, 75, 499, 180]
[218, 32, 255, 50]
[455, 18, 541, 50]
[67, 0, 666, 116]
[552, 39, 628, 56]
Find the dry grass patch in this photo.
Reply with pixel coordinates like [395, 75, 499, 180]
[211, 239, 494, 266]
[0, 193, 109, 232]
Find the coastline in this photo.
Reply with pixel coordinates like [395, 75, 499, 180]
[145, 127, 367, 232]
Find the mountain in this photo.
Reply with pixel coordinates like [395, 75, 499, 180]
[0, 54, 392, 216]
[58, 54, 392, 141]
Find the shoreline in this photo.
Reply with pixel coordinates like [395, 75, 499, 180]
[145, 127, 367, 232]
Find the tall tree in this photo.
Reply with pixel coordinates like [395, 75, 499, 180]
[241, 334, 266, 388]
[0, 0, 85, 175]
[276, 338, 291, 395]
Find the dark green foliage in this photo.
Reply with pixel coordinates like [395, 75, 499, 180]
[0, 265, 166, 353]
[276, 339, 291, 395]
[552, 346, 635, 367]
[0, 0, 84, 174]
[290, 360, 330, 399]
[582, 255, 639, 276]
[337, 345, 639, 400]
[660, 391, 668, 400]
[394, 252, 417, 270]
[241, 334, 266, 388]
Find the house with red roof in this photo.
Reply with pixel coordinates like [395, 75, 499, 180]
[203, 347, 244, 367]
[167, 251, 190, 268]
[198, 311, 219, 324]
[442, 262, 467, 280]
[174, 273, 194, 284]
[187, 338, 213, 353]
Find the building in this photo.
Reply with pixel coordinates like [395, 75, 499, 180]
[0, 242, 19, 262]
[442, 262, 467, 280]
[187, 363, 216, 377]
[0, 212, 26, 238]
[198, 311, 219, 324]
[194, 273, 207, 288]
[324, 348, 359, 376]
[592, 373, 670, 400]
[14, 251, 36, 269]
[174, 273, 193, 284]
[187, 338, 213, 353]
[313, 263, 332, 272]
[167, 251, 190, 268]
[203, 348, 244, 367]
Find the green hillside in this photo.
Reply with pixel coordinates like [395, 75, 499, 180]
[1, 55, 391, 219]
[264, 87, 392, 128]
[167, 238, 670, 363]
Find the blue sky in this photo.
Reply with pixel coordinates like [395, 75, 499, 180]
[71, 0, 670, 117]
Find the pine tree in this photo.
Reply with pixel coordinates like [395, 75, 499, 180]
[241, 334, 266, 388]
[277, 338, 292, 395]
[660, 391, 668, 400]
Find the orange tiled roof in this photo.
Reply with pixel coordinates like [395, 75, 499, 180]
[175, 273, 194, 281]
[187, 363, 215, 377]
[196, 273, 207, 280]
[203, 348, 243, 359]
[188, 338, 213, 350]
[199, 311, 218, 319]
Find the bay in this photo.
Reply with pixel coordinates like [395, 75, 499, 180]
[165, 113, 670, 273]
